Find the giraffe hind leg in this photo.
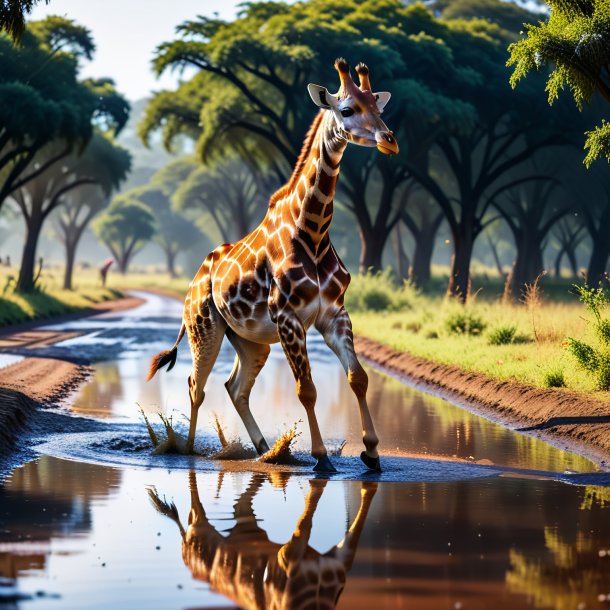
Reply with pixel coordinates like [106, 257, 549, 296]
[185, 301, 227, 454]
[224, 330, 270, 455]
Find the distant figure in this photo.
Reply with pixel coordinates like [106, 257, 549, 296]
[5, 255, 10, 267]
[100, 258, 113, 287]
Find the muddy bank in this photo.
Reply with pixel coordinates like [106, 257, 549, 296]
[355, 336, 610, 468]
[0, 295, 144, 457]
[0, 358, 91, 456]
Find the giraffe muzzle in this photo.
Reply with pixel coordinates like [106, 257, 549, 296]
[375, 131, 399, 155]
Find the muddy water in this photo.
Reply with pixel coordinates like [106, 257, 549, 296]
[1, 292, 610, 609]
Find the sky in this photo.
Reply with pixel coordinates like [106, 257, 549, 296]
[30, 0, 246, 101]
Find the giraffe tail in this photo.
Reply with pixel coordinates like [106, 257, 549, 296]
[147, 323, 186, 381]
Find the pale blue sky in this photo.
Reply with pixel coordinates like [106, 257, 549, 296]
[30, 0, 247, 101]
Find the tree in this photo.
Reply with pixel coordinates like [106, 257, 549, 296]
[551, 216, 586, 278]
[0, 17, 129, 212]
[52, 134, 131, 290]
[92, 198, 156, 274]
[173, 156, 271, 243]
[507, 0, 610, 166]
[123, 177, 203, 278]
[0, 0, 47, 40]
[493, 167, 573, 298]
[401, 193, 445, 287]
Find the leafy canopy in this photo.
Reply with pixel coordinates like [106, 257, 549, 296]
[507, 0, 610, 166]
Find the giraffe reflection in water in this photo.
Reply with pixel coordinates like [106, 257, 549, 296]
[148, 472, 377, 610]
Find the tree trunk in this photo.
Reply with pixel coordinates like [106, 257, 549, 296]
[587, 237, 610, 285]
[411, 220, 441, 288]
[166, 248, 178, 278]
[63, 238, 77, 290]
[359, 229, 385, 273]
[392, 223, 410, 282]
[554, 246, 565, 279]
[487, 236, 504, 279]
[16, 219, 43, 292]
[565, 245, 579, 278]
[447, 225, 474, 303]
[512, 232, 544, 300]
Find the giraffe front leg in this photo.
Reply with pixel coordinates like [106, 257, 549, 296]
[276, 310, 335, 472]
[316, 307, 381, 471]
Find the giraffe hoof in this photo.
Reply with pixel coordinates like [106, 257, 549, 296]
[360, 451, 382, 472]
[313, 455, 337, 473]
[256, 439, 270, 456]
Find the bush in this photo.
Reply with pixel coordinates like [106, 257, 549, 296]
[345, 269, 417, 313]
[445, 311, 486, 336]
[488, 325, 517, 345]
[564, 284, 610, 390]
[543, 368, 566, 388]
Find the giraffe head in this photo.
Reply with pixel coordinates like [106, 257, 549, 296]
[307, 58, 399, 155]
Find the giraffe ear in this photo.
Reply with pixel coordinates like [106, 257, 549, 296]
[307, 84, 339, 110]
[373, 91, 391, 112]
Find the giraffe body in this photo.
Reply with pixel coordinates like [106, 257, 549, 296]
[148, 59, 398, 470]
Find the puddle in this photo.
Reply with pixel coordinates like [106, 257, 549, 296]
[1, 292, 610, 609]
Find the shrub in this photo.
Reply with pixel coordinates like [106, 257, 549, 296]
[345, 269, 417, 312]
[564, 284, 610, 390]
[488, 325, 517, 345]
[543, 368, 566, 388]
[445, 311, 486, 336]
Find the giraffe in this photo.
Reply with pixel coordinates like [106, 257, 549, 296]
[148, 471, 378, 610]
[148, 58, 399, 472]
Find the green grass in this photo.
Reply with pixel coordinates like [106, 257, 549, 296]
[348, 271, 608, 398]
[0, 266, 122, 328]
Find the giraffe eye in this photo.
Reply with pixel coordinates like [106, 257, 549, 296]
[340, 107, 354, 118]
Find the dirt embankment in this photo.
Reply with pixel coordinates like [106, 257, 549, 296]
[0, 295, 144, 457]
[355, 336, 610, 467]
[0, 358, 91, 455]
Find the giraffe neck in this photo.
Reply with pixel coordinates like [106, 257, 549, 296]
[277, 111, 347, 248]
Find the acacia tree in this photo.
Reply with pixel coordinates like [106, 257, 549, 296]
[0, 0, 48, 39]
[52, 134, 131, 289]
[143, 1, 487, 273]
[507, 0, 610, 166]
[92, 198, 156, 274]
[552, 216, 586, 278]
[0, 17, 129, 212]
[173, 155, 272, 243]
[493, 176, 572, 298]
[401, 194, 445, 287]
[122, 179, 203, 278]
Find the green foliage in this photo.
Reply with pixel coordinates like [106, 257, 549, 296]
[543, 367, 566, 388]
[0, 0, 47, 40]
[344, 270, 417, 313]
[446, 310, 486, 336]
[92, 198, 156, 273]
[564, 283, 610, 389]
[0, 16, 130, 211]
[122, 178, 203, 275]
[507, 0, 610, 165]
[488, 324, 518, 344]
[584, 120, 610, 167]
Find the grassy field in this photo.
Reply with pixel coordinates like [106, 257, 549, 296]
[0, 266, 123, 328]
[346, 271, 607, 398]
[1, 262, 604, 398]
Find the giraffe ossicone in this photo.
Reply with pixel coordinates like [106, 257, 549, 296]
[148, 59, 398, 472]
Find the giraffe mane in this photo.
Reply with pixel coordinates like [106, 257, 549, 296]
[268, 110, 325, 209]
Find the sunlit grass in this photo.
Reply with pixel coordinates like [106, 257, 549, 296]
[0, 265, 121, 328]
